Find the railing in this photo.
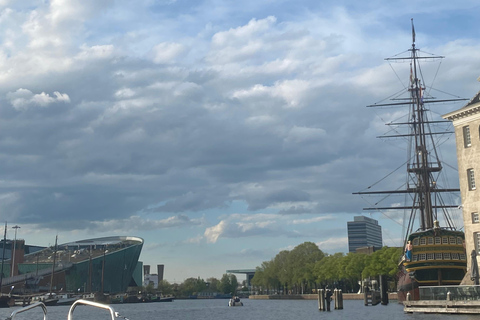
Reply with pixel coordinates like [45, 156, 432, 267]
[68, 299, 127, 320]
[4, 299, 129, 320]
[419, 285, 480, 301]
[4, 302, 47, 320]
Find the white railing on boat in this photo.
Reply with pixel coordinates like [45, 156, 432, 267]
[5, 302, 47, 320]
[4, 299, 129, 320]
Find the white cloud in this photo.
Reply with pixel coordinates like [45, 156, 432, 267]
[6, 88, 70, 111]
[92, 215, 204, 232]
[151, 42, 186, 64]
[75, 44, 115, 61]
[316, 237, 348, 252]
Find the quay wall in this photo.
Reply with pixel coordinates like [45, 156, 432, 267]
[249, 293, 398, 300]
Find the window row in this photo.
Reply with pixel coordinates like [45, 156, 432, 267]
[412, 236, 463, 246]
[463, 125, 472, 147]
[473, 212, 480, 224]
[412, 253, 466, 261]
[468, 168, 476, 191]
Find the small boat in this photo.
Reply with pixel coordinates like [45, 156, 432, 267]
[56, 293, 81, 306]
[354, 20, 467, 301]
[228, 296, 243, 306]
[159, 296, 174, 302]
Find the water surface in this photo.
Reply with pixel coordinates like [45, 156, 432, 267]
[0, 298, 478, 320]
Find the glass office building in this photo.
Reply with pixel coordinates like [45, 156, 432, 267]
[347, 216, 382, 252]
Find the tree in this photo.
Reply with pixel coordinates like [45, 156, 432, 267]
[219, 273, 238, 294]
[362, 247, 403, 279]
[314, 253, 344, 287]
[157, 279, 173, 295]
[206, 277, 220, 292]
[288, 242, 325, 293]
[342, 252, 367, 292]
[179, 277, 207, 297]
[274, 250, 293, 293]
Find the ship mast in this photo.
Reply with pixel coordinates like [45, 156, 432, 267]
[409, 19, 433, 230]
[354, 19, 466, 235]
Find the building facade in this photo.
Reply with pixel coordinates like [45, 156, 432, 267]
[143, 264, 165, 288]
[347, 216, 383, 252]
[443, 90, 480, 270]
[0, 236, 144, 294]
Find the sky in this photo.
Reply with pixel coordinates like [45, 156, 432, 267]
[0, 0, 479, 283]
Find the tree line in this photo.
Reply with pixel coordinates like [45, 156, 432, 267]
[250, 242, 402, 294]
[148, 273, 242, 298]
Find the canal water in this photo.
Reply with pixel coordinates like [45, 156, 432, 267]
[0, 298, 477, 320]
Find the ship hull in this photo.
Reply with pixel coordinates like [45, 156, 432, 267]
[397, 229, 467, 302]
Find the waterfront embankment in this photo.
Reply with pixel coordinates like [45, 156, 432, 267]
[250, 292, 398, 300]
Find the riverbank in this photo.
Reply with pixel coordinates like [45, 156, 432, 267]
[249, 292, 398, 300]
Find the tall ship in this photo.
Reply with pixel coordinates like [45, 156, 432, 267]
[355, 20, 467, 301]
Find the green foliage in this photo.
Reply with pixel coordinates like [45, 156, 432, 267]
[362, 246, 402, 278]
[251, 241, 402, 293]
[178, 277, 207, 296]
[157, 279, 173, 295]
[156, 243, 403, 298]
[206, 277, 220, 292]
[314, 252, 344, 285]
[219, 273, 238, 294]
[145, 282, 155, 294]
[252, 242, 326, 294]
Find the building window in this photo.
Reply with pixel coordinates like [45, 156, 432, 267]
[427, 253, 434, 260]
[420, 237, 426, 245]
[443, 253, 451, 260]
[476, 233, 480, 254]
[419, 254, 426, 261]
[464, 125, 472, 147]
[435, 253, 443, 260]
[427, 237, 433, 245]
[442, 237, 448, 244]
[435, 237, 441, 244]
[473, 213, 479, 224]
[468, 169, 476, 190]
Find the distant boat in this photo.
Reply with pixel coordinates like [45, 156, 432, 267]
[228, 296, 243, 307]
[159, 296, 174, 302]
[56, 293, 81, 306]
[354, 20, 467, 301]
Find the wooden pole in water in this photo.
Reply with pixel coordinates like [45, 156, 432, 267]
[334, 289, 343, 309]
[318, 289, 325, 311]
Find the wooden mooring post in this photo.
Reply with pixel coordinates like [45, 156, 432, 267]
[318, 289, 325, 311]
[334, 289, 343, 309]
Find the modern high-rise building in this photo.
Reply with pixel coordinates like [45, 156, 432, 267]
[347, 216, 383, 252]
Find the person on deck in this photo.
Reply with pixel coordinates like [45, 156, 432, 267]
[325, 286, 333, 311]
[405, 241, 413, 262]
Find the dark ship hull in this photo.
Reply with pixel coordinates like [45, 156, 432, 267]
[397, 228, 466, 301]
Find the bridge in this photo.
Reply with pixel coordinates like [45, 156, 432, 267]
[226, 269, 256, 287]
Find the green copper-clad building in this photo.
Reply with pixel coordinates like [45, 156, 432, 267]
[3, 236, 144, 294]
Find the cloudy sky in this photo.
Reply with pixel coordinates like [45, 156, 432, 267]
[0, 0, 479, 283]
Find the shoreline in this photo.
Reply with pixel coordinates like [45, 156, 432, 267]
[249, 293, 398, 300]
